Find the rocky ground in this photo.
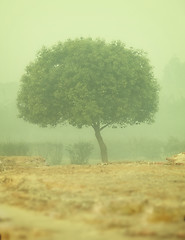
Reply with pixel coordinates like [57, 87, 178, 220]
[0, 158, 185, 240]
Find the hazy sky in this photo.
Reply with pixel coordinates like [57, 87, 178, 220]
[0, 0, 185, 83]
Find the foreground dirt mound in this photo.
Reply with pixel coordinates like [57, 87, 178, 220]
[166, 152, 185, 165]
[0, 156, 45, 171]
[0, 162, 185, 239]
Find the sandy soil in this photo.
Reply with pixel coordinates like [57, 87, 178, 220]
[0, 159, 185, 240]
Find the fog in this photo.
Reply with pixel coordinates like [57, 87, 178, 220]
[0, 0, 185, 162]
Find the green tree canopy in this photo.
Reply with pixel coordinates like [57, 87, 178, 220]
[17, 38, 159, 162]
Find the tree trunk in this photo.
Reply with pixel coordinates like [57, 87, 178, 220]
[94, 127, 108, 163]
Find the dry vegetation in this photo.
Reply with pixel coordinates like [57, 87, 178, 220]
[0, 157, 185, 240]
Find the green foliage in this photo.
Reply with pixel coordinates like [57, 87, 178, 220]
[0, 142, 29, 156]
[66, 142, 94, 164]
[17, 38, 159, 130]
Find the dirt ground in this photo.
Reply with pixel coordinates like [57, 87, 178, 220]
[0, 159, 185, 240]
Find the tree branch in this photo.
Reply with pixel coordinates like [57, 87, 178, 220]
[100, 123, 110, 131]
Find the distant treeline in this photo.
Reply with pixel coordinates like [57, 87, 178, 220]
[106, 137, 185, 161]
[0, 137, 184, 164]
[0, 142, 63, 165]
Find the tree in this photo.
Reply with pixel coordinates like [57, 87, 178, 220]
[159, 57, 185, 139]
[162, 57, 185, 101]
[17, 38, 159, 163]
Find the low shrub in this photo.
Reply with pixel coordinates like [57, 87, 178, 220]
[66, 142, 94, 165]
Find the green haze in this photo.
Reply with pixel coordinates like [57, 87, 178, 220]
[0, 0, 185, 162]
